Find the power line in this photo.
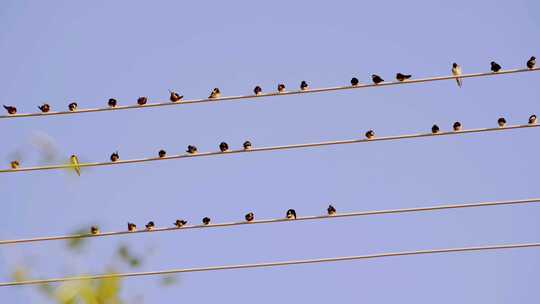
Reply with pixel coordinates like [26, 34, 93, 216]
[1, 67, 538, 120]
[2, 122, 538, 174]
[1, 198, 537, 245]
[2, 242, 538, 287]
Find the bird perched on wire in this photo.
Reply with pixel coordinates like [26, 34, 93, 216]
[145, 221, 155, 230]
[490, 61, 502, 73]
[498, 117, 506, 127]
[253, 86, 262, 95]
[209, 88, 221, 99]
[300, 81, 309, 91]
[70, 155, 81, 176]
[110, 151, 119, 162]
[396, 73, 412, 81]
[90, 226, 100, 235]
[431, 124, 440, 134]
[186, 145, 198, 154]
[365, 130, 375, 139]
[174, 219, 187, 228]
[243, 140, 252, 150]
[202, 217, 211, 225]
[38, 103, 50, 113]
[169, 90, 183, 102]
[286, 209, 297, 220]
[3, 105, 16, 115]
[453, 121, 462, 131]
[277, 83, 286, 93]
[68, 102, 78, 111]
[158, 150, 166, 158]
[371, 74, 384, 84]
[350, 77, 359, 86]
[327, 205, 336, 216]
[245, 212, 254, 222]
[137, 96, 148, 106]
[108, 98, 118, 108]
[127, 222, 137, 232]
[529, 114, 537, 124]
[527, 56, 536, 69]
[10, 160, 19, 169]
[451, 63, 462, 87]
[219, 142, 229, 152]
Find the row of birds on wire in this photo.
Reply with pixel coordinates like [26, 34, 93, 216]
[2, 57, 537, 115]
[7, 114, 538, 171]
[88, 206, 336, 235]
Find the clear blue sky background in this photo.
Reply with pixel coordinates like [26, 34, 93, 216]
[1, 0, 539, 302]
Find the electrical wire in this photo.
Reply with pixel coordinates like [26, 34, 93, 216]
[2, 242, 538, 287]
[1, 67, 538, 120]
[1, 197, 537, 245]
[2, 122, 538, 174]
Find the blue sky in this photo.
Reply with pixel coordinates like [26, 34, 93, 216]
[1, 0, 539, 302]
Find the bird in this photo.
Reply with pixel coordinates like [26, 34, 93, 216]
[286, 209, 297, 220]
[70, 155, 81, 176]
[245, 212, 254, 222]
[137, 97, 148, 106]
[3, 105, 16, 115]
[350, 77, 359, 86]
[365, 130, 375, 139]
[300, 80, 309, 91]
[490, 61, 502, 73]
[108, 98, 117, 108]
[327, 205, 336, 216]
[452, 63, 462, 87]
[209, 88, 221, 99]
[453, 121, 462, 131]
[396, 73, 412, 81]
[202, 217, 211, 225]
[498, 117, 506, 127]
[529, 114, 537, 124]
[186, 145, 198, 154]
[174, 219, 187, 228]
[243, 140, 252, 150]
[372, 74, 384, 84]
[90, 226, 100, 235]
[158, 149, 167, 158]
[68, 102, 78, 111]
[10, 160, 19, 169]
[38, 103, 50, 113]
[110, 151, 119, 162]
[253, 86, 262, 95]
[127, 222, 137, 232]
[145, 221, 155, 230]
[277, 83, 286, 93]
[431, 124, 440, 134]
[219, 142, 229, 152]
[169, 90, 183, 102]
[527, 56, 536, 69]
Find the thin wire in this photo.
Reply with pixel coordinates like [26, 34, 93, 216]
[1, 67, 538, 120]
[1, 198, 537, 245]
[2, 122, 538, 174]
[2, 242, 538, 287]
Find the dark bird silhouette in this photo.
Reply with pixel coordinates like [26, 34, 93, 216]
[253, 86, 262, 95]
[498, 117, 506, 127]
[90, 226, 100, 235]
[396, 73, 412, 81]
[350, 77, 359, 86]
[286, 209, 297, 220]
[202, 217, 211, 225]
[431, 124, 440, 134]
[491, 61, 502, 73]
[365, 130, 375, 139]
[68, 102, 78, 111]
[127, 222, 137, 232]
[245, 212, 254, 222]
[327, 205, 336, 216]
[174, 219, 187, 228]
[38, 103, 50, 113]
[243, 140, 252, 150]
[3, 105, 16, 115]
[108, 98, 117, 108]
[300, 80, 309, 91]
[158, 150, 166, 158]
[186, 145, 198, 154]
[169, 90, 183, 102]
[453, 121, 462, 131]
[277, 83, 286, 93]
[452, 63, 462, 87]
[110, 151, 119, 162]
[527, 56, 536, 69]
[372, 74, 384, 84]
[219, 142, 229, 152]
[145, 221, 155, 230]
[209, 88, 221, 99]
[137, 96, 148, 106]
[10, 160, 19, 169]
[529, 114, 537, 124]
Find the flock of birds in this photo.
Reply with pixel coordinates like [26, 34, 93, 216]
[2, 57, 536, 116]
[88, 206, 337, 235]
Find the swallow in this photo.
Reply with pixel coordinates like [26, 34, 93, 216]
[365, 130, 375, 139]
[490, 61, 502, 73]
[253, 86, 262, 95]
[431, 124, 440, 134]
[452, 63, 462, 88]
[186, 145, 198, 154]
[127, 222, 137, 232]
[108, 98, 118, 108]
[38, 103, 50, 113]
[243, 140, 252, 150]
[527, 56, 536, 69]
[158, 149, 167, 158]
[174, 219, 187, 228]
[350, 77, 359, 86]
[90, 226, 100, 235]
[10, 160, 19, 169]
[372, 74, 384, 84]
[396, 73, 412, 81]
[498, 117, 506, 127]
[277, 83, 286, 93]
[169, 90, 183, 102]
[70, 155, 81, 176]
[68, 102, 78, 111]
[453, 121, 462, 131]
[529, 114, 537, 124]
[3, 105, 16, 115]
[245, 212, 254, 222]
[286, 209, 297, 220]
[300, 80, 309, 91]
[137, 96, 148, 106]
[327, 205, 336, 216]
[145, 221, 155, 230]
[202, 217, 211, 225]
[110, 151, 119, 162]
[209, 88, 221, 99]
[219, 142, 229, 152]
